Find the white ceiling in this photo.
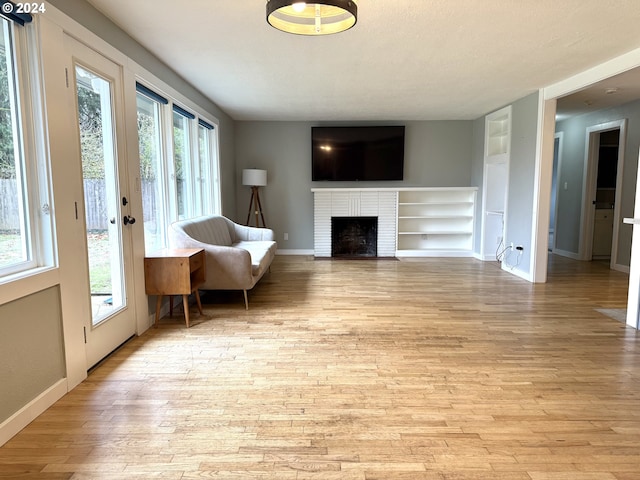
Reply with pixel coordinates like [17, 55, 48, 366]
[555, 68, 640, 119]
[86, 0, 640, 121]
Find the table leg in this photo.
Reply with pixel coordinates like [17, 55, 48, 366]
[154, 295, 163, 328]
[182, 294, 190, 328]
[194, 289, 203, 315]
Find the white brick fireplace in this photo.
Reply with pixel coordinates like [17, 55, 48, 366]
[312, 188, 398, 257]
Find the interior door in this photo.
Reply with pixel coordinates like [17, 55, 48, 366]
[65, 36, 136, 367]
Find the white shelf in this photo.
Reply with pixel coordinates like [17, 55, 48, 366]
[486, 110, 511, 157]
[396, 188, 477, 257]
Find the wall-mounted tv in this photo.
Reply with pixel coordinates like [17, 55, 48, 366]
[312, 126, 405, 181]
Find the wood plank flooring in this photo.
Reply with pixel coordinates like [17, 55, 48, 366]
[1, 255, 640, 479]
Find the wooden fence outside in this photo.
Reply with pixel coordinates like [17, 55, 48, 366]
[0, 179, 157, 231]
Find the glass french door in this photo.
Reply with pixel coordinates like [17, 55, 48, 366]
[66, 36, 136, 368]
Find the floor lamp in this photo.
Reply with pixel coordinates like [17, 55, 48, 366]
[243, 168, 267, 228]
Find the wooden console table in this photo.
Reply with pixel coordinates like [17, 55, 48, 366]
[144, 248, 206, 328]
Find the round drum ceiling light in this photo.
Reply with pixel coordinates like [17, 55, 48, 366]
[266, 0, 357, 36]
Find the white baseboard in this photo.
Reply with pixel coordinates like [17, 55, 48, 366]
[276, 249, 314, 255]
[473, 253, 498, 262]
[552, 248, 581, 260]
[613, 263, 630, 274]
[0, 378, 67, 447]
[502, 263, 531, 281]
[395, 250, 475, 258]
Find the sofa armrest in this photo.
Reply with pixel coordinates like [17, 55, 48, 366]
[231, 222, 275, 242]
[200, 244, 254, 289]
[168, 228, 254, 289]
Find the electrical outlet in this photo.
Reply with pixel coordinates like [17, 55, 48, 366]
[516, 245, 524, 252]
[284, 233, 289, 241]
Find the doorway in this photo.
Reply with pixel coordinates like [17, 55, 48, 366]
[591, 129, 619, 260]
[582, 120, 626, 269]
[65, 35, 136, 368]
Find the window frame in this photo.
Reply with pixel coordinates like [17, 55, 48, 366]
[196, 120, 217, 217]
[135, 88, 169, 253]
[0, 16, 55, 282]
[171, 106, 194, 221]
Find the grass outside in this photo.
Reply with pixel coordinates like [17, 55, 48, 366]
[0, 233, 22, 268]
[86, 231, 112, 294]
[0, 231, 112, 293]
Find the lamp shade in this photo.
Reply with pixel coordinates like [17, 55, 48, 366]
[266, 0, 357, 36]
[242, 169, 267, 187]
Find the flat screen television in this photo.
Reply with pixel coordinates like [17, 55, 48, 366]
[312, 126, 405, 181]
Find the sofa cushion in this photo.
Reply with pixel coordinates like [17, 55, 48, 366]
[234, 240, 277, 276]
[179, 216, 232, 246]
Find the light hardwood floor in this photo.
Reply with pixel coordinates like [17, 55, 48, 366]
[1, 255, 639, 479]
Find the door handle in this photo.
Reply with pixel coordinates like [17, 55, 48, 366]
[123, 215, 136, 225]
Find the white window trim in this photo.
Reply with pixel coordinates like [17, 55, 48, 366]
[0, 16, 55, 282]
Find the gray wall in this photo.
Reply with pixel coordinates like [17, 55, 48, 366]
[47, 0, 237, 217]
[555, 98, 640, 266]
[235, 121, 474, 250]
[504, 93, 540, 277]
[0, 287, 65, 423]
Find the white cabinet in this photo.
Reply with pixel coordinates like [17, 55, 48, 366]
[396, 188, 477, 257]
[593, 209, 614, 258]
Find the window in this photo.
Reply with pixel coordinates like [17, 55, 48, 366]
[136, 83, 221, 252]
[136, 87, 167, 253]
[196, 119, 218, 217]
[172, 106, 193, 220]
[0, 16, 52, 280]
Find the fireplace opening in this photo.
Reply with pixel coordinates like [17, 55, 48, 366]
[331, 217, 378, 258]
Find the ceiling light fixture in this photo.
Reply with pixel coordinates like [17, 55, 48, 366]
[266, 0, 357, 36]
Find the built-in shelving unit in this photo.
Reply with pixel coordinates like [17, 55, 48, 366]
[486, 108, 511, 158]
[312, 187, 477, 258]
[480, 106, 511, 261]
[396, 188, 477, 257]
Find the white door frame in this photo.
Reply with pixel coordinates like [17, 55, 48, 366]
[549, 132, 563, 253]
[528, 47, 640, 335]
[580, 120, 627, 266]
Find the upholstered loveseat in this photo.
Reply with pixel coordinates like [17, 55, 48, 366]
[168, 215, 277, 309]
